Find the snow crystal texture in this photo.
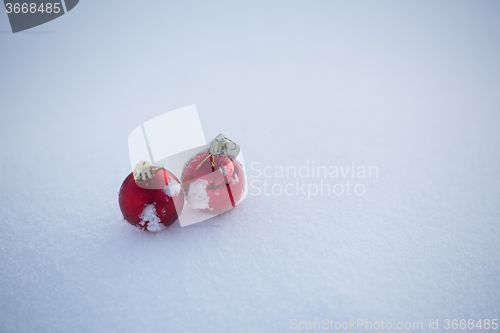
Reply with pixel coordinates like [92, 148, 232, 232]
[0, 1, 499, 332]
[187, 179, 211, 211]
[139, 204, 165, 232]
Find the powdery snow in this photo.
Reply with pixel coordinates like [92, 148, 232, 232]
[164, 177, 182, 197]
[186, 178, 212, 211]
[1, 2, 499, 333]
[139, 204, 165, 232]
[219, 165, 228, 176]
[231, 172, 239, 184]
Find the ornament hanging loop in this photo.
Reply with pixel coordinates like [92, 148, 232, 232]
[224, 137, 237, 151]
[195, 134, 238, 170]
[209, 134, 238, 155]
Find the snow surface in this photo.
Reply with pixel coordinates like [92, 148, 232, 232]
[1, 1, 500, 332]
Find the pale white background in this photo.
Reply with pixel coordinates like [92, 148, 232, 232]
[0, 1, 499, 332]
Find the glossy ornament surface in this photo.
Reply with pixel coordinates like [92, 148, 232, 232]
[181, 135, 245, 214]
[119, 162, 184, 231]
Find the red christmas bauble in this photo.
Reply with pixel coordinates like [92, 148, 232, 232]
[181, 152, 245, 214]
[119, 165, 184, 232]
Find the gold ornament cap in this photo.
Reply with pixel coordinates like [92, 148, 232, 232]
[196, 134, 238, 170]
[133, 160, 163, 183]
[209, 134, 236, 156]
